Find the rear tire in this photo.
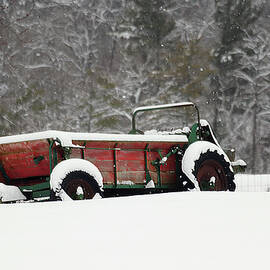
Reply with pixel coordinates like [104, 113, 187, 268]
[193, 150, 235, 191]
[50, 159, 103, 201]
[61, 170, 103, 200]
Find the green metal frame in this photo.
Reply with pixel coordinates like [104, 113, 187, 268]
[188, 123, 200, 145]
[49, 140, 55, 173]
[19, 181, 51, 199]
[144, 144, 152, 185]
[151, 146, 181, 188]
[0, 163, 10, 184]
[18, 139, 58, 200]
[113, 143, 118, 188]
[103, 183, 176, 189]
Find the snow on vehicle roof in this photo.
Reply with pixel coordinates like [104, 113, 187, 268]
[0, 130, 188, 148]
[132, 102, 194, 114]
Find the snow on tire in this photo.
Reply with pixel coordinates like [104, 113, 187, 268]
[182, 141, 235, 191]
[50, 159, 103, 201]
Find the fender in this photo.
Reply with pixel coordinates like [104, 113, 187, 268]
[182, 141, 233, 189]
[50, 158, 103, 194]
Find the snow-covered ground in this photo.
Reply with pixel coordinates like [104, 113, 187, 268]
[1, 191, 270, 270]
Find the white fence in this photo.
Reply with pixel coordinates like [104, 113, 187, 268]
[235, 174, 270, 192]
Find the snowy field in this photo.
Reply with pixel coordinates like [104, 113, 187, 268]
[1, 189, 270, 270]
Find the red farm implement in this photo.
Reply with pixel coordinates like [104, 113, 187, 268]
[0, 102, 245, 203]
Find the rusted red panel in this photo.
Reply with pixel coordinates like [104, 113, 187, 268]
[72, 141, 116, 149]
[117, 171, 146, 184]
[0, 174, 5, 183]
[160, 171, 177, 184]
[149, 171, 177, 185]
[114, 142, 146, 149]
[115, 151, 144, 161]
[0, 140, 50, 180]
[70, 140, 182, 185]
[117, 160, 145, 184]
[71, 143, 115, 184]
[116, 160, 145, 171]
[101, 171, 115, 185]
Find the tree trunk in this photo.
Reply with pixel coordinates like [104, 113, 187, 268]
[251, 92, 257, 174]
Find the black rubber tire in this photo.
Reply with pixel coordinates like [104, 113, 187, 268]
[60, 170, 103, 200]
[193, 150, 236, 191]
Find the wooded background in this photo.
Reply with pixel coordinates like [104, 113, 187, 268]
[0, 0, 269, 173]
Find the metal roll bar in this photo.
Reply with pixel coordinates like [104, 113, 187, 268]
[130, 102, 201, 137]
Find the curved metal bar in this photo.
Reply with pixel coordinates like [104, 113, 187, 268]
[130, 102, 201, 137]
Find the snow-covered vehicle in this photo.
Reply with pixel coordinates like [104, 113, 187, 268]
[0, 102, 244, 203]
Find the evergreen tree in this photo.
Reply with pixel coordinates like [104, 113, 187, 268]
[116, 0, 175, 101]
[213, 0, 266, 172]
[232, 29, 270, 173]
